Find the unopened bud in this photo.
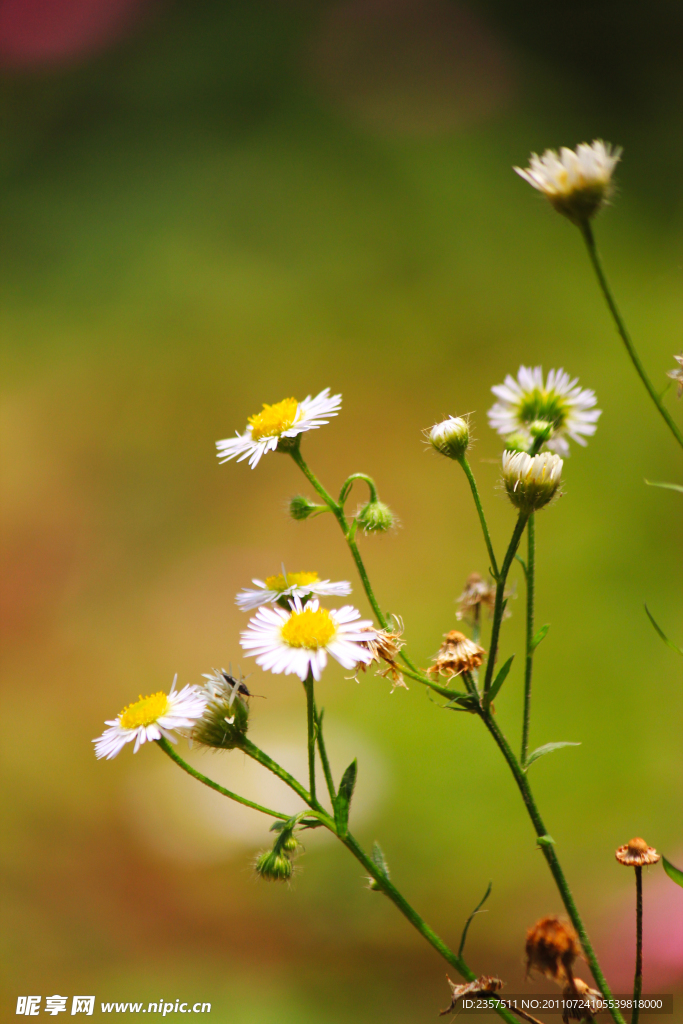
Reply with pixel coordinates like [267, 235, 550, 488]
[530, 419, 553, 443]
[288, 494, 321, 521]
[428, 416, 470, 460]
[254, 849, 293, 882]
[191, 670, 249, 750]
[356, 500, 395, 534]
[502, 450, 562, 512]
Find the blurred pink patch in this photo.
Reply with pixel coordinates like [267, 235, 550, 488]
[0, 0, 153, 68]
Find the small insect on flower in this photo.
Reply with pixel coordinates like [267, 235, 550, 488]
[428, 630, 485, 679]
[489, 366, 600, 456]
[615, 836, 661, 867]
[525, 916, 581, 983]
[191, 669, 251, 750]
[514, 140, 621, 224]
[502, 450, 563, 512]
[93, 676, 207, 759]
[216, 388, 341, 469]
[240, 596, 377, 681]
[666, 354, 683, 399]
[236, 571, 351, 611]
[353, 618, 407, 691]
[440, 977, 504, 1017]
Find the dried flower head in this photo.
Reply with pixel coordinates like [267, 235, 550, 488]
[514, 140, 621, 224]
[428, 630, 485, 679]
[561, 978, 602, 1023]
[525, 916, 581, 983]
[440, 977, 504, 1017]
[615, 837, 660, 867]
[353, 618, 407, 691]
[456, 572, 513, 624]
[666, 354, 683, 399]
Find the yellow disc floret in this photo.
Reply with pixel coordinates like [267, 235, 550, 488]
[281, 607, 336, 649]
[119, 692, 170, 729]
[248, 398, 299, 441]
[265, 571, 319, 592]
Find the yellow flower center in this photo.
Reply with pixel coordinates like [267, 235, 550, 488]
[248, 397, 299, 441]
[119, 692, 170, 730]
[265, 571, 319, 592]
[281, 607, 336, 649]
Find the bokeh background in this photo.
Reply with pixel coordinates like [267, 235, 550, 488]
[1, 0, 682, 1019]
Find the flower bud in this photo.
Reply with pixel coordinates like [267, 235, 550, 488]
[356, 499, 395, 534]
[502, 450, 562, 512]
[254, 849, 293, 882]
[191, 670, 249, 750]
[288, 494, 321, 521]
[530, 419, 553, 443]
[428, 416, 470, 460]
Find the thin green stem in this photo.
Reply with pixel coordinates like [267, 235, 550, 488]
[632, 866, 643, 1024]
[580, 221, 683, 450]
[479, 711, 626, 1024]
[238, 735, 322, 811]
[156, 738, 288, 820]
[339, 472, 379, 506]
[314, 706, 337, 806]
[521, 513, 535, 765]
[483, 512, 530, 694]
[304, 670, 317, 804]
[458, 455, 500, 579]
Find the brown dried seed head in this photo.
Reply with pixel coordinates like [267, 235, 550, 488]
[561, 978, 602, 1023]
[354, 622, 408, 690]
[428, 630, 485, 678]
[440, 976, 504, 1016]
[525, 916, 580, 983]
[615, 837, 660, 867]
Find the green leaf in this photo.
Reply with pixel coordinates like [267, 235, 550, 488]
[525, 741, 581, 769]
[663, 856, 683, 888]
[486, 655, 514, 706]
[445, 694, 480, 711]
[368, 841, 390, 890]
[644, 605, 683, 656]
[537, 834, 555, 848]
[334, 759, 357, 836]
[645, 479, 683, 493]
[531, 624, 550, 651]
[458, 881, 492, 957]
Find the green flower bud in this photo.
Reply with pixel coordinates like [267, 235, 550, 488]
[254, 849, 293, 882]
[356, 499, 395, 534]
[502, 450, 563, 512]
[288, 494, 321, 521]
[503, 432, 530, 454]
[191, 671, 249, 750]
[428, 416, 470, 460]
[529, 419, 553, 444]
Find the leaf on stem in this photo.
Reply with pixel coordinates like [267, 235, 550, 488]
[485, 655, 514, 706]
[334, 759, 357, 836]
[645, 480, 683, 494]
[531, 624, 550, 651]
[368, 841, 390, 891]
[525, 742, 581, 769]
[457, 881, 492, 958]
[662, 856, 683, 888]
[644, 605, 683, 656]
[445, 694, 481, 712]
[536, 834, 555, 848]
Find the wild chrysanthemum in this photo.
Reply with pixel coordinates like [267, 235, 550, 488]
[428, 416, 470, 460]
[666, 354, 683, 398]
[240, 596, 376, 681]
[236, 571, 352, 611]
[93, 677, 206, 759]
[489, 366, 600, 455]
[514, 140, 621, 223]
[216, 388, 341, 469]
[428, 630, 485, 679]
[502, 450, 563, 512]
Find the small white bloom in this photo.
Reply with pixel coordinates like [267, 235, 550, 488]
[428, 416, 470, 460]
[514, 140, 621, 222]
[502, 450, 563, 512]
[488, 365, 600, 455]
[240, 596, 377, 681]
[236, 570, 351, 611]
[216, 388, 342, 469]
[93, 676, 207, 759]
[666, 353, 683, 398]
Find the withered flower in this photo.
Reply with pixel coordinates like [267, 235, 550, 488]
[525, 916, 581, 983]
[561, 978, 602, 1023]
[456, 572, 514, 624]
[615, 837, 660, 867]
[354, 619, 407, 691]
[428, 630, 485, 679]
[440, 976, 504, 1016]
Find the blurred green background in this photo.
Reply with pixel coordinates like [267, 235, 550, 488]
[1, 0, 682, 1019]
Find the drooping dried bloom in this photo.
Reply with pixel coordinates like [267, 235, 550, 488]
[502, 450, 563, 512]
[428, 630, 485, 679]
[525, 916, 580, 983]
[354, 619, 407, 691]
[514, 140, 621, 224]
[440, 977, 504, 1016]
[666, 354, 683, 398]
[561, 978, 602, 1023]
[615, 837, 660, 867]
[456, 572, 512, 624]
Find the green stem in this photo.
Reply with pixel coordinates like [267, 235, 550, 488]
[339, 472, 379, 506]
[632, 866, 643, 1024]
[238, 735, 322, 811]
[304, 670, 317, 804]
[479, 711, 626, 1024]
[458, 455, 500, 579]
[483, 512, 530, 694]
[580, 221, 683, 450]
[156, 738, 288, 820]
[521, 513, 535, 765]
[314, 706, 337, 806]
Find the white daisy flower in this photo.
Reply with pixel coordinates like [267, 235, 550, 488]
[514, 140, 621, 223]
[240, 596, 377, 681]
[502, 450, 563, 512]
[236, 570, 352, 611]
[488, 365, 600, 455]
[93, 676, 207, 759]
[216, 388, 342, 469]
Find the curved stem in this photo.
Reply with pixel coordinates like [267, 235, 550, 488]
[156, 738, 288, 820]
[483, 512, 530, 694]
[339, 472, 379, 506]
[479, 711, 626, 1024]
[580, 221, 683, 450]
[237, 735, 323, 811]
[458, 456, 500, 579]
[521, 513, 535, 765]
[632, 866, 643, 1024]
[303, 670, 317, 804]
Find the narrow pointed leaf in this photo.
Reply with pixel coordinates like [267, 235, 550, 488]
[486, 655, 514, 705]
[645, 479, 683, 493]
[525, 741, 581, 768]
[663, 856, 683, 888]
[644, 605, 683, 656]
[445, 694, 480, 710]
[531, 624, 550, 651]
[458, 881, 492, 957]
[334, 759, 357, 836]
